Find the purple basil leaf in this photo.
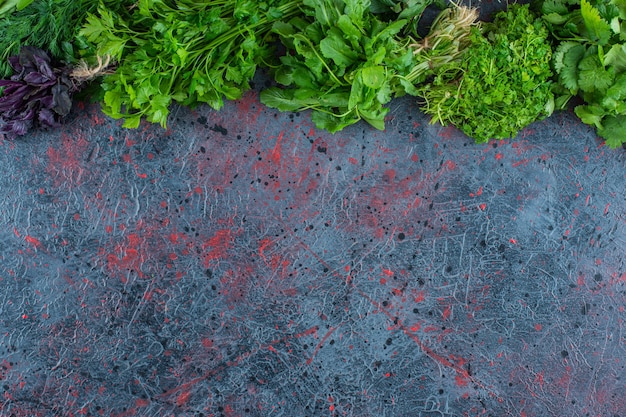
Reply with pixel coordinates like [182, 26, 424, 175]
[19, 105, 36, 121]
[33, 54, 54, 80]
[40, 95, 54, 108]
[0, 80, 26, 95]
[1, 118, 32, 136]
[18, 46, 49, 71]
[8, 56, 22, 73]
[51, 83, 72, 116]
[13, 119, 32, 135]
[59, 73, 75, 91]
[38, 108, 58, 127]
[0, 86, 29, 111]
[0, 79, 23, 88]
[23, 71, 53, 86]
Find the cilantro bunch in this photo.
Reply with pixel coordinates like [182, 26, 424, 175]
[79, 0, 300, 128]
[418, 4, 555, 143]
[540, 0, 626, 148]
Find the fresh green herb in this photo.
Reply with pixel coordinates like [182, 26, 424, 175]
[398, 5, 478, 92]
[80, 0, 300, 129]
[261, 0, 477, 133]
[418, 4, 555, 143]
[0, 0, 133, 78]
[370, 0, 445, 29]
[540, 0, 626, 148]
[261, 0, 414, 132]
[0, 0, 35, 18]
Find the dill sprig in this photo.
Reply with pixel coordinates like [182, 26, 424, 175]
[0, 0, 133, 78]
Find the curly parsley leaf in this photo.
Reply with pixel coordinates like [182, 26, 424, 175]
[418, 4, 554, 142]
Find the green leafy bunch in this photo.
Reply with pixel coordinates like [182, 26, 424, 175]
[0, 0, 34, 18]
[541, 0, 626, 148]
[370, 0, 436, 16]
[418, 4, 555, 143]
[369, 0, 445, 32]
[399, 4, 479, 90]
[0, 0, 132, 78]
[261, 0, 417, 132]
[79, 0, 300, 128]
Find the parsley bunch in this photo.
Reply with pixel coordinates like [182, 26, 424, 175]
[79, 0, 301, 128]
[418, 4, 555, 143]
[540, 0, 626, 148]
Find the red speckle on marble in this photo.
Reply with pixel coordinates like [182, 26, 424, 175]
[203, 229, 234, 267]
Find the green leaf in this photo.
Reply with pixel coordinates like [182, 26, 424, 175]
[336, 14, 361, 45]
[304, 21, 325, 44]
[611, 0, 626, 19]
[602, 72, 626, 109]
[344, 0, 368, 27]
[147, 107, 168, 128]
[611, 16, 621, 33]
[581, 0, 613, 44]
[370, 19, 406, 43]
[101, 36, 127, 59]
[575, 104, 606, 127]
[604, 43, 626, 71]
[555, 92, 573, 110]
[369, 0, 399, 14]
[261, 88, 298, 111]
[359, 106, 388, 130]
[272, 20, 295, 41]
[398, 0, 432, 20]
[305, 0, 341, 27]
[598, 114, 626, 147]
[16, 0, 35, 11]
[104, 90, 124, 116]
[317, 91, 351, 107]
[171, 91, 188, 102]
[311, 109, 360, 133]
[578, 54, 615, 92]
[348, 72, 365, 109]
[554, 42, 586, 92]
[226, 66, 243, 84]
[122, 114, 142, 129]
[398, 78, 421, 96]
[543, 12, 569, 24]
[376, 80, 392, 103]
[554, 41, 583, 72]
[361, 66, 386, 88]
[542, 0, 569, 15]
[80, 13, 109, 42]
[0, 0, 20, 16]
[320, 28, 360, 67]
